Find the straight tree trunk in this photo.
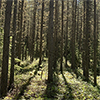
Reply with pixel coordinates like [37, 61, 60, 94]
[0, 0, 12, 97]
[17, 0, 24, 65]
[60, 0, 64, 73]
[54, 0, 59, 70]
[78, 6, 82, 54]
[82, 1, 86, 78]
[93, 0, 97, 85]
[39, 0, 44, 66]
[65, 0, 69, 67]
[9, 0, 17, 90]
[48, 0, 54, 82]
[35, 10, 39, 59]
[25, 20, 29, 60]
[21, 19, 26, 61]
[0, 0, 2, 9]
[71, 0, 76, 69]
[85, 0, 91, 81]
[15, 0, 24, 65]
[30, 0, 37, 62]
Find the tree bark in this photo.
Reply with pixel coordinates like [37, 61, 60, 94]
[93, 0, 97, 85]
[9, 0, 17, 90]
[0, 0, 12, 97]
[54, 0, 59, 70]
[65, 0, 69, 67]
[85, 0, 91, 81]
[71, 0, 76, 69]
[60, 0, 64, 73]
[39, 0, 44, 66]
[48, 0, 54, 82]
[0, 0, 2, 9]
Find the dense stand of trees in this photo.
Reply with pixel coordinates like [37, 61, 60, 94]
[0, 0, 100, 97]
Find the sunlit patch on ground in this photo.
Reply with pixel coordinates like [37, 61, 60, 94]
[2, 58, 100, 100]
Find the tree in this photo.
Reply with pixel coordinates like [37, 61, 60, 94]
[65, 0, 69, 67]
[39, 0, 44, 66]
[29, 0, 37, 62]
[0, 0, 13, 97]
[60, 0, 64, 73]
[71, 0, 77, 69]
[35, 8, 40, 59]
[54, 0, 59, 70]
[93, 0, 97, 85]
[85, 0, 91, 81]
[82, 0, 86, 78]
[9, 0, 17, 90]
[17, 0, 24, 65]
[48, 0, 54, 82]
[0, 0, 2, 9]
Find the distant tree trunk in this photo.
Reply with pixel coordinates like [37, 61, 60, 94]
[76, 3, 79, 42]
[93, 0, 97, 86]
[25, 20, 29, 60]
[65, 0, 69, 67]
[71, 0, 76, 69]
[60, 0, 64, 73]
[25, 35, 28, 60]
[32, 0, 37, 61]
[48, 0, 54, 82]
[0, 0, 2, 9]
[16, 0, 24, 65]
[18, 0, 24, 65]
[21, 19, 26, 61]
[29, 0, 37, 62]
[0, 0, 12, 97]
[78, 6, 82, 54]
[85, 0, 91, 81]
[9, 0, 17, 90]
[35, 10, 39, 59]
[82, 1, 86, 78]
[39, 0, 44, 66]
[54, 0, 59, 70]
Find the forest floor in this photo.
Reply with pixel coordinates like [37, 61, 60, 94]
[1, 58, 100, 100]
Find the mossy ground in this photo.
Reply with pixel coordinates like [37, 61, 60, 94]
[1, 58, 100, 100]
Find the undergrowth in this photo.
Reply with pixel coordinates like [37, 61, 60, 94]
[1, 58, 100, 100]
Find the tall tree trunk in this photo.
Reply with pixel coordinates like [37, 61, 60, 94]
[82, 1, 86, 78]
[30, 0, 37, 62]
[16, 0, 24, 65]
[93, 0, 97, 86]
[48, 0, 54, 82]
[21, 19, 26, 61]
[18, 0, 24, 65]
[54, 0, 59, 70]
[78, 6, 82, 54]
[35, 10, 39, 59]
[39, 0, 44, 66]
[71, 0, 76, 69]
[9, 0, 17, 90]
[60, 0, 64, 73]
[0, 0, 12, 97]
[25, 20, 29, 60]
[0, 0, 2, 9]
[65, 0, 69, 67]
[85, 0, 91, 81]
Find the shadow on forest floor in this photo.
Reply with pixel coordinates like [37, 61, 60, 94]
[61, 72, 74, 100]
[14, 67, 40, 100]
[65, 66, 100, 94]
[43, 73, 60, 99]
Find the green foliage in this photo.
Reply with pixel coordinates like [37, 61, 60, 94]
[3, 58, 100, 100]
